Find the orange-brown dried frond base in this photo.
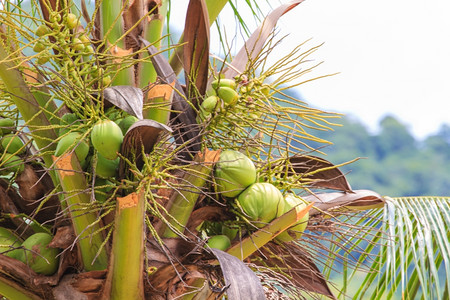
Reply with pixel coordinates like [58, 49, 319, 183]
[108, 42, 133, 64]
[147, 82, 175, 100]
[117, 192, 139, 209]
[197, 149, 220, 165]
[53, 154, 75, 179]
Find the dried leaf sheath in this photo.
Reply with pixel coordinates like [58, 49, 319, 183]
[140, 38, 201, 161]
[224, 0, 306, 79]
[184, 0, 210, 105]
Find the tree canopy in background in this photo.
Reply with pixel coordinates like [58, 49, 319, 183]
[308, 113, 450, 197]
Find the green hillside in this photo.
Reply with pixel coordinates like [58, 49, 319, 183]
[308, 114, 450, 196]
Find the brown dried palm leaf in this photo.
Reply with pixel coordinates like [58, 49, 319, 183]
[252, 242, 336, 299]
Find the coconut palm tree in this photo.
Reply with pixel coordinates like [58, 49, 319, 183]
[0, 0, 448, 299]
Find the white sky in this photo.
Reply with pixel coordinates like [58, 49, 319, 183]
[171, 0, 450, 139]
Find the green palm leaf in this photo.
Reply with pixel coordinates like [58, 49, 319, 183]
[324, 197, 450, 299]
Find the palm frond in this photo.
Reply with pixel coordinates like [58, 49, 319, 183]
[323, 197, 450, 299]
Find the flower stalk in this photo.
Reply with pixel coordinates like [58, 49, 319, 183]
[53, 153, 108, 271]
[104, 188, 146, 300]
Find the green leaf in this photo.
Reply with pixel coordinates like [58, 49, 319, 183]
[326, 197, 450, 299]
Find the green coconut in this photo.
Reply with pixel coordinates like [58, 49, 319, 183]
[221, 225, 238, 241]
[1, 134, 25, 154]
[35, 24, 50, 37]
[95, 153, 119, 178]
[94, 178, 114, 202]
[37, 51, 50, 65]
[91, 119, 124, 160]
[206, 235, 231, 251]
[237, 182, 285, 227]
[118, 115, 138, 135]
[275, 194, 309, 243]
[211, 78, 236, 90]
[0, 227, 22, 258]
[16, 233, 60, 275]
[55, 132, 89, 163]
[65, 13, 79, 30]
[0, 154, 24, 175]
[217, 87, 239, 106]
[59, 113, 79, 136]
[33, 41, 46, 53]
[201, 95, 219, 113]
[0, 118, 15, 135]
[214, 150, 256, 198]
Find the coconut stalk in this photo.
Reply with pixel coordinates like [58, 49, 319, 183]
[160, 149, 220, 238]
[0, 32, 58, 173]
[0, 275, 41, 300]
[22, 63, 60, 126]
[53, 153, 108, 271]
[103, 189, 146, 300]
[227, 203, 313, 260]
[143, 83, 174, 124]
[139, 0, 168, 88]
[168, 0, 228, 75]
[99, 0, 133, 86]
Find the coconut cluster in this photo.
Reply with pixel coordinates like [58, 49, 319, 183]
[54, 111, 138, 202]
[0, 118, 26, 175]
[198, 79, 239, 121]
[0, 229, 60, 275]
[205, 149, 310, 251]
[33, 15, 110, 88]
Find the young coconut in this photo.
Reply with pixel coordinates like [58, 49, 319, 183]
[237, 182, 285, 227]
[33, 41, 46, 53]
[16, 233, 60, 275]
[217, 87, 239, 106]
[0, 118, 15, 135]
[64, 13, 80, 30]
[118, 115, 138, 135]
[59, 113, 80, 136]
[275, 194, 309, 243]
[0, 154, 24, 175]
[0, 227, 22, 258]
[214, 150, 256, 198]
[206, 235, 231, 251]
[35, 24, 50, 37]
[1, 134, 25, 154]
[211, 78, 236, 90]
[55, 132, 90, 164]
[95, 153, 119, 178]
[91, 119, 123, 160]
[201, 95, 219, 113]
[94, 178, 114, 202]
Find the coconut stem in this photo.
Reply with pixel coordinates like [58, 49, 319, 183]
[100, 0, 133, 86]
[160, 149, 220, 238]
[103, 189, 146, 300]
[0, 274, 42, 300]
[53, 153, 108, 271]
[139, 0, 168, 88]
[227, 203, 313, 260]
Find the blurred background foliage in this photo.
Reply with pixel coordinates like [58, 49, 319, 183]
[308, 107, 450, 197]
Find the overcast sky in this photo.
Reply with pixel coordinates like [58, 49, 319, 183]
[172, 0, 450, 139]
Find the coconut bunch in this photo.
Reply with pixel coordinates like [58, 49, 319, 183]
[202, 149, 310, 251]
[0, 0, 388, 299]
[0, 117, 27, 175]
